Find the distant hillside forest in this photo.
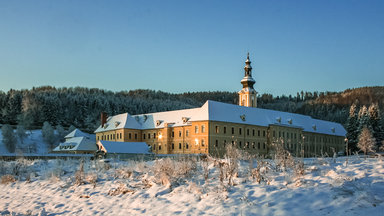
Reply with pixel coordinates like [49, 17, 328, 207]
[0, 86, 383, 133]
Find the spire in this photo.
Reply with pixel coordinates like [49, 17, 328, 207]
[238, 53, 257, 108]
[244, 52, 252, 77]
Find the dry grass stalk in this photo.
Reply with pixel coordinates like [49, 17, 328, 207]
[1, 175, 16, 184]
[108, 183, 134, 196]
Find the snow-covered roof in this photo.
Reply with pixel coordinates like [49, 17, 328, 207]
[94, 100, 346, 137]
[94, 113, 142, 133]
[97, 141, 151, 154]
[65, 129, 89, 139]
[205, 101, 346, 136]
[53, 136, 97, 152]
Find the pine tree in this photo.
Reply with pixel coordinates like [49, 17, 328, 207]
[368, 103, 384, 149]
[42, 121, 56, 150]
[358, 127, 376, 159]
[1, 124, 16, 153]
[346, 103, 359, 152]
[16, 125, 27, 144]
[56, 125, 66, 142]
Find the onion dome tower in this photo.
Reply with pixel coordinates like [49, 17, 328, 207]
[238, 53, 258, 107]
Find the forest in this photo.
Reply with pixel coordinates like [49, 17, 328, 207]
[0, 86, 383, 133]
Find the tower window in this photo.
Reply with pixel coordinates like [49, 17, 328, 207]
[201, 125, 205, 133]
[224, 127, 227, 134]
[195, 126, 199, 134]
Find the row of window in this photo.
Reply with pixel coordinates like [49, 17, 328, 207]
[154, 143, 190, 151]
[98, 133, 123, 141]
[214, 140, 266, 150]
[215, 126, 266, 137]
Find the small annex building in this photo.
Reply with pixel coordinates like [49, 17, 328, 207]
[96, 140, 151, 159]
[53, 129, 97, 154]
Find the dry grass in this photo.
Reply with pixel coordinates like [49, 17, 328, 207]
[1, 175, 16, 184]
[108, 183, 134, 196]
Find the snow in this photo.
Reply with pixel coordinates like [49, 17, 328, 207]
[1, 156, 383, 215]
[0, 130, 48, 155]
[94, 113, 143, 133]
[97, 141, 151, 154]
[64, 129, 89, 139]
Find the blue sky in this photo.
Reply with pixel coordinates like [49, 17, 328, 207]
[0, 0, 383, 96]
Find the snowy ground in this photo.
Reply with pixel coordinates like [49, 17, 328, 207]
[1, 155, 383, 216]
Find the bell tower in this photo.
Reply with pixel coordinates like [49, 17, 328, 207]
[238, 53, 257, 107]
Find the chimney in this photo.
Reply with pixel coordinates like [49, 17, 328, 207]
[101, 112, 108, 127]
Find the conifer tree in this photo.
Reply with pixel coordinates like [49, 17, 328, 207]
[346, 103, 359, 152]
[1, 124, 16, 153]
[42, 121, 55, 150]
[368, 103, 384, 149]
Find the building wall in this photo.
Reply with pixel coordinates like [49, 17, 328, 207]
[208, 121, 268, 157]
[96, 121, 345, 157]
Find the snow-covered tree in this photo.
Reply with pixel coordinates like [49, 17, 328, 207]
[368, 103, 384, 149]
[42, 121, 55, 150]
[56, 125, 66, 142]
[16, 125, 27, 144]
[1, 124, 16, 153]
[358, 127, 376, 159]
[346, 103, 359, 152]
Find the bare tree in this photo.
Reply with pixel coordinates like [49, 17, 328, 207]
[358, 127, 376, 159]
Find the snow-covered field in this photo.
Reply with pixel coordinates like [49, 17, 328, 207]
[1, 155, 383, 216]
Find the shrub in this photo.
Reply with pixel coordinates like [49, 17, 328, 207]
[1, 175, 16, 184]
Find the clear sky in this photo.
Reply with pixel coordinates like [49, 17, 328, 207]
[0, 0, 383, 96]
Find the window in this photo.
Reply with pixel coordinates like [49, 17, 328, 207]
[201, 125, 205, 133]
[258, 130, 260, 136]
[186, 143, 189, 149]
[135, 133, 137, 139]
[263, 143, 266, 149]
[263, 131, 266, 137]
[215, 126, 219, 133]
[273, 131, 276, 137]
[172, 143, 174, 150]
[258, 142, 261, 149]
[195, 126, 199, 134]
[171, 131, 174, 137]
[97, 136, 99, 141]
[253, 129, 255, 136]
[120, 133, 122, 139]
[239, 141, 242, 148]
[143, 134, 146, 139]
[201, 139, 205, 147]
[282, 132, 285, 138]
[231, 140, 235, 146]
[113, 134, 115, 140]
[247, 142, 250, 149]
[252, 142, 255, 149]
[186, 130, 189, 137]
[179, 143, 182, 149]
[294, 133, 296, 139]
[224, 127, 227, 134]
[279, 131, 281, 137]
[179, 131, 182, 137]
[154, 133, 156, 139]
[215, 140, 218, 147]
[159, 144, 161, 150]
[232, 127, 234, 134]
[239, 128, 242, 135]
[129, 133, 132, 139]
[247, 129, 249, 136]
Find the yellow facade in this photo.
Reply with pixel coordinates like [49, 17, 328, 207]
[95, 120, 345, 157]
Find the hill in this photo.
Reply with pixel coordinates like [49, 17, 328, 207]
[0, 86, 383, 132]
